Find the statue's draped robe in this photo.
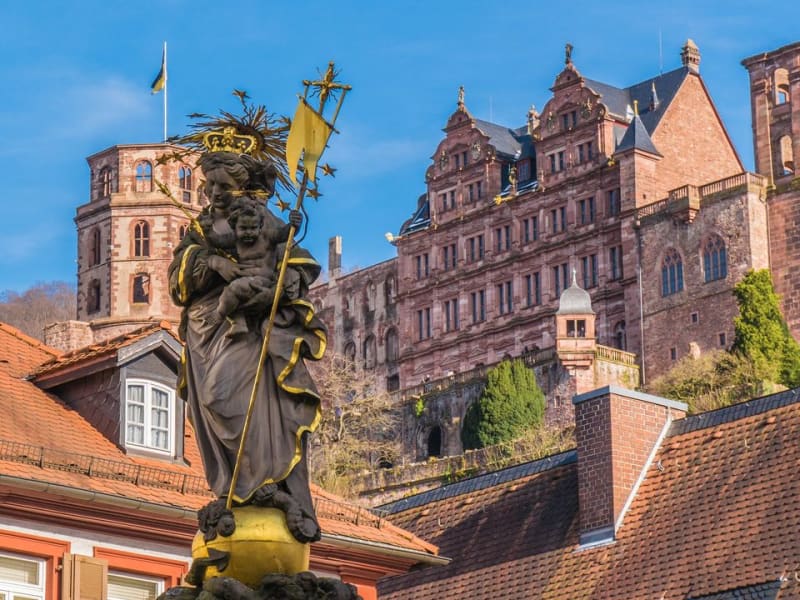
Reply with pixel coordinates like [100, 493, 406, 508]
[168, 212, 325, 523]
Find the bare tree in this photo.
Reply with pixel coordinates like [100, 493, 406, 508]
[308, 353, 400, 498]
[0, 281, 76, 341]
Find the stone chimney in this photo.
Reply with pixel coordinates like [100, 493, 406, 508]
[328, 236, 342, 279]
[44, 320, 94, 353]
[573, 386, 687, 547]
[681, 39, 701, 73]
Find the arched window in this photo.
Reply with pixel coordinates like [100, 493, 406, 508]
[614, 321, 627, 351]
[87, 279, 101, 314]
[343, 341, 356, 364]
[661, 249, 684, 296]
[703, 235, 728, 282]
[363, 335, 377, 369]
[780, 135, 794, 175]
[89, 228, 102, 266]
[132, 273, 150, 304]
[100, 166, 113, 198]
[775, 68, 790, 105]
[178, 224, 188, 240]
[366, 282, 377, 311]
[427, 426, 442, 458]
[135, 161, 153, 192]
[385, 328, 399, 363]
[179, 166, 193, 202]
[133, 221, 150, 257]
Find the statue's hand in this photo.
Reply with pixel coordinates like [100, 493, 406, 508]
[288, 210, 303, 229]
[244, 287, 275, 312]
[207, 255, 241, 282]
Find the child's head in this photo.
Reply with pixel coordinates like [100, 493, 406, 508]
[228, 197, 264, 245]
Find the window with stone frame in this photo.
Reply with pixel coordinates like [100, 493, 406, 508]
[703, 235, 727, 282]
[343, 342, 356, 363]
[134, 161, 153, 193]
[525, 272, 541, 307]
[774, 68, 790, 105]
[179, 166, 193, 202]
[497, 280, 513, 315]
[581, 254, 598, 288]
[385, 328, 399, 362]
[470, 290, 486, 324]
[414, 253, 429, 279]
[661, 248, 684, 296]
[522, 216, 539, 243]
[133, 221, 150, 257]
[100, 166, 113, 198]
[578, 197, 595, 225]
[442, 243, 457, 271]
[517, 159, 531, 182]
[553, 263, 569, 297]
[614, 321, 627, 351]
[179, 225, 188, 240]
[416, 307, 432, 340]
[443, 298, 459, 332]
[466, 234, 484, 263]
[494, 225, 511, 253]
[609, 245, 623, 280]
[607, 188, 621, 216]
[132, 273, 150, 304]
[0, 552, 45, 600]
[89, 227, 102, 267]
[87, 279, 101, 314]
[780, 135, 794, 175]
[125, 379, 174, 454]
[363, 335, 377, 369]
[107, 572, 164, 600]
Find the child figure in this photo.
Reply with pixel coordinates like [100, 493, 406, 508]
[206, 197, 294, 337]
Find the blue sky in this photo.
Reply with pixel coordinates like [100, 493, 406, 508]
[0, 1, 795, 292]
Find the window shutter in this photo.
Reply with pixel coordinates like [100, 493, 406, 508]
[61, 554, 108, 600]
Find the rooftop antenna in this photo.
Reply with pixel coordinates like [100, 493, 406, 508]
[659, 29, 663, 75]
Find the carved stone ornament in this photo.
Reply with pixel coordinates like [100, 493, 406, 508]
[439, 149, 449, 170]
[471, 142, 482, 160]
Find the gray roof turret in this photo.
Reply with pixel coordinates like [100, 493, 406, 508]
[557, 270, 595, 315]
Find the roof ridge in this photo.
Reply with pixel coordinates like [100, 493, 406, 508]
[0, 323, 61, 358]
[669, 386, 800, 436]
[380, 449, 577, 515]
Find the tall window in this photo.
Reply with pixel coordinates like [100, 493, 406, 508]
[582, 254, 598, 288]
[614, 321, 627, 351]
[132, 273, 150, 304]
[88, 279, 101, 314]
[134, 161, 153, 192]
[470, 290, 486, 324]
[134, 221, 150, 257]
[179, 224, 188, 240]
[442, 243, 457, 271]
[553, 263, 569, 296]
[443, 298, 459, 332]
[494, 225, 511, 253]
[525, 272, 541, 307]
[416, 307, 432, 340]
[414, 253, 429, 279]
[522, 216, 539, 243]
[0, 552, 45, 600]
[703, 235, 727, 282]
[344, 342, 356, 363]
[780, 135, 794, 175]
[385, 328, 399, 363]
[179, 166, 193, 202]
[775, 68, 790, 105]
[579, 197, 595, 224]
[100, 166, 113, 198]
[363, 335, 377, 369]
[467, 234, 484, 263]
[497, 281, 513, 315]
[125, 380, 173, 453]
[607, 188, 621, 216]
[610, 245, 623, 280]
[89, 227, 102, 266]
[661, 249, 684, 296]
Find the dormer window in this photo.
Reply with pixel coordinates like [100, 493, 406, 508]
[125, 379, 174, 454]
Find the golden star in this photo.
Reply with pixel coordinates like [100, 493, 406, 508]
[321, 163, 337, 177]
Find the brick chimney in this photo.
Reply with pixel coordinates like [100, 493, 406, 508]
[573, 386, 687, 546]
[328, 236, 342, 279]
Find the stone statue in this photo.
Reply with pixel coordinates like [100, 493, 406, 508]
[169, 148, 325, 544]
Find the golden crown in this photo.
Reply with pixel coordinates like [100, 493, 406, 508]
[202, 127, 258, 155]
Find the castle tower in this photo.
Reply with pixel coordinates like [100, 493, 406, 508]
[555, 272, 597, 395]
[75, 144, 201, 341]
[742, 42, 800, 184]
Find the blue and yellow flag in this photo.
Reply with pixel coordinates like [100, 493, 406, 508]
[150, 47, 166, 94]
[286, 98, 332, 184]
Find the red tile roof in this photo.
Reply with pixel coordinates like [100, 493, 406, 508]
[379, 389, 800, 599]
[0, 322, 437, 559]
[0, 323, 60, 377]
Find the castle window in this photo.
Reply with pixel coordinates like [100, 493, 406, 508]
[775, 68, 790, 105]
[363, 335, 377, 369]
[133, 221, 150, 257]
[125, 379, 174, 454]
[385, 328, 399, 362]
[614, 321, 627, 351]
[134, 161, 153, 193]
[0, 552, 45, 600]
[416, 307, 432, 340]
[553, 263, 569, 296]
[88, 279, 101, 314]
[384, 275, 396, 304]
[179, 166, 193, 202]
[470, 290, 486, 324]
[517, 159, 531, 182]
[661, 249, 684, 296]
[427, 426, 442, 458]
[579, 197, 595, 224]
[442, 243, 457, 271]
[132, 273, 150, 304]
[414, 253, 429, 279]
[443, 298, 459, 332]
[497, 281, 513, 315]
[719, 332, 727, 347]
[609, 245, 623, 280]
[581, 254, 598, 288]
[89, 228, 102, 266]
[494, 225, 511, 253]
[100, 166, 113, 198]
[703, 235, 728, 282]
[525, 272, 541, 307]
[179, 225, 188, 240]
[566, 319, 586, 338]
[780, 135, 794, 175]
[607, 188, 621, 216]
[344, 342, 356, 363]
[467, 234, 484, 263]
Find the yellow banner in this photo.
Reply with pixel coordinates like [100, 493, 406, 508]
[286, 99, 332, 184]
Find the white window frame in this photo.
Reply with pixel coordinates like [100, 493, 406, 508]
[107, 571, 165, 600]
[0, 551, 45, 600]
[125, 379, 175, 455]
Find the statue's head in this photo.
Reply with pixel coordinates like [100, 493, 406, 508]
[198, 152, 278, 212]
[228, 197, 265, 246]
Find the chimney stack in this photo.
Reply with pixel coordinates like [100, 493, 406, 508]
[328, 236, 342, 280]
[573, 386, 686, 546]
[681, 39, 701, 73]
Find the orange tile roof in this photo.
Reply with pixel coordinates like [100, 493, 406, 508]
[0, 322, 436, 559]
[0, 323, 60, 377]
[379, 389, 800, 599]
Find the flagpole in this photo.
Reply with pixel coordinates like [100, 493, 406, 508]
[163, 41, 168, 142]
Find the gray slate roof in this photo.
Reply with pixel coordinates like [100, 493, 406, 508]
[615, 113, 662, 156]
[474, 118, 524, 159]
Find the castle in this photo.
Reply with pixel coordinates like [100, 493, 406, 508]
[47, 40, 800, 462]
